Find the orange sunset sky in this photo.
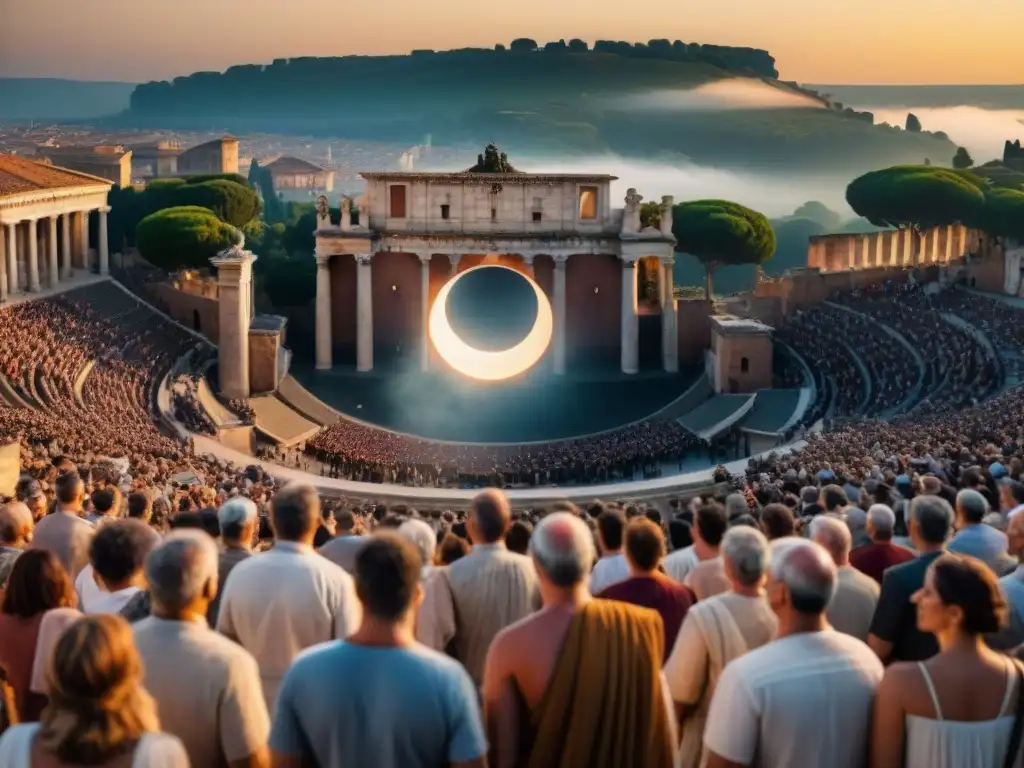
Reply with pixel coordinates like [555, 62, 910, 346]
[0, 0, 1021, 84]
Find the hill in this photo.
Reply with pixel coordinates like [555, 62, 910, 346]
[804, 84, 1024, 110]
[0, 78, 135, 120]
[117, 42, 955, 175]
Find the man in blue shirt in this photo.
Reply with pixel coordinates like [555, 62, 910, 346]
[270, 533, 487, 768]
[947, 489, 1014, 575]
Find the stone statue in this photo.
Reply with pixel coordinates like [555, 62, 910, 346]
[659, 195, 675, 238]
[340, 196, 352, 231]
[315, 195, 330, 228]
[622, 188, 643, 234]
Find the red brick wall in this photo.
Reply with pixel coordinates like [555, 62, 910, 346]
[677, 299, 712, 365]
[147, 283, 220, 343]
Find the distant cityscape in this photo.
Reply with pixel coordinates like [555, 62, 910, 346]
[0, 122, 474, 199]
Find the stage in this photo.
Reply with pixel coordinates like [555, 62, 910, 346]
[290, 362, 700, 443]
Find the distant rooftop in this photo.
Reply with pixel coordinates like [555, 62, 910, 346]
[710, 315, 773, 335]
[265, 156, 325, 174]
[0, 153, 113, 197]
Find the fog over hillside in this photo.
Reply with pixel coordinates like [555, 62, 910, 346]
[855, 105, 1024, 162]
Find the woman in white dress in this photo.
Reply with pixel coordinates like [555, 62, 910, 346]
[872, 554, 1024, 768]
[0, 613, 187, 767]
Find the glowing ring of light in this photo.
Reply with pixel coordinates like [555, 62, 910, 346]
[429, 265, 553, 381]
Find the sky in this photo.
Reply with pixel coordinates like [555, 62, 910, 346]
[1, 0, 1022, 84]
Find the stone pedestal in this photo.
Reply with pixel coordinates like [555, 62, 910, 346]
[210, 244, 257, 399]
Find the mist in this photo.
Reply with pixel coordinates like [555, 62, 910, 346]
[852, 105, 1024, 162]
[526, 154, 850, 219]
[614, 78, 825, 112]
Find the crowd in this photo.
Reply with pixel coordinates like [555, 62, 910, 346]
[3, 462, 1024, 767]
[305, 417, 707, 487]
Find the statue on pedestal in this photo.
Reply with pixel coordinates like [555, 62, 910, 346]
[622, 188, 643, 234]
[315, 195, 330, 229]
[659, 195, 675, 238]
[340, 196, 352, 231]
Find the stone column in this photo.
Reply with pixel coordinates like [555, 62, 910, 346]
[903, 228, 915, 266]
[46, 217, 59, 288]
[847, 237, 857, 269]
[419, 253, 431, 372]
[945, 224, 954, 262]
[522, 253, 535, 278]
[26, 219, 40, 292]
[874, 232, 884, 269]
[210, 246, 257, 399]
[60, 213, 72, 279]
[859, 235, 869, 269]
[620, 258, 639, 374]
[77, 211, 88, 269]
[448, 253, 461, 278]
[661, 257, 678, 372]
[98, 207, 110, 275]
[355, 253, 374, 372]
[5, 223, 18, 294]
[314, 252, 333, 370]
[553, 255, 568, 375]
[0, 224, 7, 301]
[889, 231, 898, 267]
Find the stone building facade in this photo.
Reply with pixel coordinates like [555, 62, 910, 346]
[312, 165, 679, 376]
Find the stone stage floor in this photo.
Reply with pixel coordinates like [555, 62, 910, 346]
[290, 362, 700, 444]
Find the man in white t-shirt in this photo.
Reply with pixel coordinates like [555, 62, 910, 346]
[589, 507, 629, 594]
[703, 537, 884, 768]
[82, 519, 157, 614]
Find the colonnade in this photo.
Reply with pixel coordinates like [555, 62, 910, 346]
[313, 250, 679, 375]
[808, 224, 971, 273]
[0, 207, 109, 301]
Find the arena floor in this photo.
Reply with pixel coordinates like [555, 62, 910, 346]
[290, 362, 700, 443]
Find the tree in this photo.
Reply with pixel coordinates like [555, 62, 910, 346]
[262, 256, 316, 307]
[979, 188, 1024, 243]
[135, 206, 240, 271]
[249, 158, 285, 223]
[174, 179, 260, 227]
[845, 165, 986, 264]
[906, 113, 922, 132]
[953, 146, 974, 169]
[509, 38, 538, 52]
[567, 38, 588, 52]
[639, 201, 661, 229]
[672, 200, 776, 300]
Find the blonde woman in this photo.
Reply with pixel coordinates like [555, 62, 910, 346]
[0, 614, 188, 767]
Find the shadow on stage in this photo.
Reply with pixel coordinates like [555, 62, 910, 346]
[290, 359, 700, 444]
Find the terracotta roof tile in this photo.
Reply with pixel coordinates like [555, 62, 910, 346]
[0, 153, 112, 197]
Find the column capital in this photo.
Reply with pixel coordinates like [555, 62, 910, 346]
[659, 255, 675, 266]
[620, 256, 640, 267]
[354, 253, 373, 266]
[315, 252, 333, 267]
[553, 254, 569, 269]
[98, 206, 112, 214]
[448, 253, 462, 266]
[417, 252, 432, 266]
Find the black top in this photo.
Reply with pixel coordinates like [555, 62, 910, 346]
[868, 549, 943, 662]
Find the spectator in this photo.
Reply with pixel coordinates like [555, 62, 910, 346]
[872, 555, 1023, 768]
[398, 518, 438, 580]
[16, 479, 46, 523]
[81, 519, 155, 614]
[0, 550, 79, 723]
[271, 534, 487, 768]
[820, 485, 849, 515]
[1002, 480, 1024, 519]
[86, 488, 120, 525]
[0, 502, 33, 599]
[800, 485, 824, 517]
[217, 483, 361, 715]
[30, 471, 93, 579]
[505, 519, 533, 556]
[318, 507, 366, 574]
[437, 532, 470, 565]
[134, 531, 270, 768]
[208, 496, 258, 627]
[810, 516, 879, 642]
[703, 538, 884, 768]
[590, 508, 629, 594]
[760, 502, 795, 541]
[995, 512, 1024, 650]
[845, 506, 870, 549]
[483, 512, 675, 767]
[664, 522, 699, 584]
[597, 518, 694, 659]
[869, 496, 954, 663]
[948, 489, 1013, 574]
[850, 504, 915, 584]
[312, 504, 336, 549]
[126, 491, 161, 547]
[0, 615, 188, 766]
[665, 526, 777, 768]
[417, 489, 539, 687]
[724, 493, 749, 521]
[685, 503, 730, 601]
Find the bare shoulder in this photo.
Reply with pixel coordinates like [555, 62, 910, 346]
[878, 660, 920, 698]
